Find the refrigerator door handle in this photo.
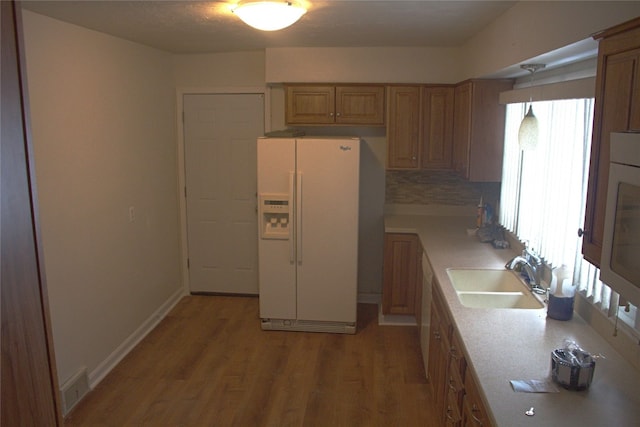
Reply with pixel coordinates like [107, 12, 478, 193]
[288, 171, 295, 264]
[296, 171, 303, 264]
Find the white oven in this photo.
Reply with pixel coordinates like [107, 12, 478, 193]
[600, 132, 640, 308]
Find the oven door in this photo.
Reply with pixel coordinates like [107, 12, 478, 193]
[600, 160, 640, 308]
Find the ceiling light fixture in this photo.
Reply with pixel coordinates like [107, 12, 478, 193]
[232, 1, 306, 31]
[518, 63, 545, 151]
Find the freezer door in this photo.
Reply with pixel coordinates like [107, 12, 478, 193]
[257, 138, 297, 319]
[296, 138, 360, 323]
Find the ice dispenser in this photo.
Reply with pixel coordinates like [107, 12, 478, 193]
[259, 194, 290, 239]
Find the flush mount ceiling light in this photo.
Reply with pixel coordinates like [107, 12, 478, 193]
[232, 1, 306, 31]
[518, 63, 546, 151]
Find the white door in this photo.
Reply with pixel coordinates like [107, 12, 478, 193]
[183, 94, 264, 294]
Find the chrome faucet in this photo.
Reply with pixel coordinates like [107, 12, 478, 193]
[505, 249, 546, 295]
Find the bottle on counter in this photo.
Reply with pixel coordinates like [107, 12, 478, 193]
[476, 196, 484, 228]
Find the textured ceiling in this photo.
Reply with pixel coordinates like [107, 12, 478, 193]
[22, 1, 518, 54]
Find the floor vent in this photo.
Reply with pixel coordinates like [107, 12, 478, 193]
[60, 367, 89, 415]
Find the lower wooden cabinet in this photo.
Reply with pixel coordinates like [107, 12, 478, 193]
[429, 284, 492, 427]
[428, 285, 453, 422]
[462, 372, 492, 427]
[445, 350, 465, 426]
[382, 233, 422, 317]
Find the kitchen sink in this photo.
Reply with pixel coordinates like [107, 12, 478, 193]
[447, 269, 545, 309]
[456, 291, 545, 309]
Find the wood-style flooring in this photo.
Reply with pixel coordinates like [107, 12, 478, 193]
[65, 295, 439, 426]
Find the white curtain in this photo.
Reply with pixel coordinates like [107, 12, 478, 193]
[500, 99, 594, 269]
[500, 98, 638, 334]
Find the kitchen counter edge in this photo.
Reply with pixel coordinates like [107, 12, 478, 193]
[384, 214, 640, 427]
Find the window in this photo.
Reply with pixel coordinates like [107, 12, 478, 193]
[500, 99, 639, 336]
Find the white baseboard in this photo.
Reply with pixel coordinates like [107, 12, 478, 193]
[87, 286, 186, 388]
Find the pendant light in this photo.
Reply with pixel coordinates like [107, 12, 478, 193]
[518, 64, 545, 151]
[233, 1, 306, 31]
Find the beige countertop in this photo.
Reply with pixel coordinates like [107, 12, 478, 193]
[385, 213, 640, 427]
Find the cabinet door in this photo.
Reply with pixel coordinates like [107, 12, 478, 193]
[387, 86, 421, 169]
[452, 82, 472, 178]
[285, 85, 335, 124]
[335, 85, 385, 125]
[452, 80, 512, 182]
[444, 389, 463, 427]
[443, 331, 466, 426]
[427, 304, 446, 416]
[462, 372, 493, 427]
[414, 239, 423, 326]
[469, 80, 511, 182]
[422, 86, 454, 169]
[428, 287, 453, 422]
[583, 46, 640, 265]
[382, 233, 419, 314]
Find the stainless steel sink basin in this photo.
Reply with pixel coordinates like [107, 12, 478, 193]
[447, 268, 545, 309]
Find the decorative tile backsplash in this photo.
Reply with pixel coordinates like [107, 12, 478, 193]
[386, 170, 501, 206]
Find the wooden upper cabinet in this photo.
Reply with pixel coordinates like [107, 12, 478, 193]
[335, 85, 385, 124]
[387, 85, 454, 170]
[583, 17, 640, 267]
[452, 79, 513, 182]
[452, 82, 473, 178]
[387, 86, 421, 169]
[422, 86, 454, 169]
[285, 85, 335, 124]
[285, 84, 385, 125]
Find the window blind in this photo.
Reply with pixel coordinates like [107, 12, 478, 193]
[499, 99, 639, 333]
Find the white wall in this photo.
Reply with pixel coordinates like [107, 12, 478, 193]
[462, 1, 640, 79]
[172, 51, 266, 88]
[265, 47, 463, 83]
[265, 3, 640, 84]
[22, 11, 183, 387]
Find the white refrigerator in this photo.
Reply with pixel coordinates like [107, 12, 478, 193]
[257, 137, 360, 334]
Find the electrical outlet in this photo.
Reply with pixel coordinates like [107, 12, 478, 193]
[129, 206, 135, 222]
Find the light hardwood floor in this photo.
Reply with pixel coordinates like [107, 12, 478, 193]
[65, 295, 439, 426]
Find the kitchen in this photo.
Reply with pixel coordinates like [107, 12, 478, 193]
[3, 1, 640, 424]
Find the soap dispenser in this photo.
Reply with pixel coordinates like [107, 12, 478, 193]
[547, 265, 575, 321]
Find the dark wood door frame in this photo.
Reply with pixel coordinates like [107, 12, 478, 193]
[1, 1, 63, 423]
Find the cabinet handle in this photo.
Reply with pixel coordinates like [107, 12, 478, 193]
[450, 346, 459, 360]
[336, 112, 341, 117]
[471, 404, 484, 426]
[577, 228, 588, 237]
[329, 112, 334, 117]
[448, 377, 458, 392]
[434, 331, 441, 341]
[445, 406, 456, 422]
